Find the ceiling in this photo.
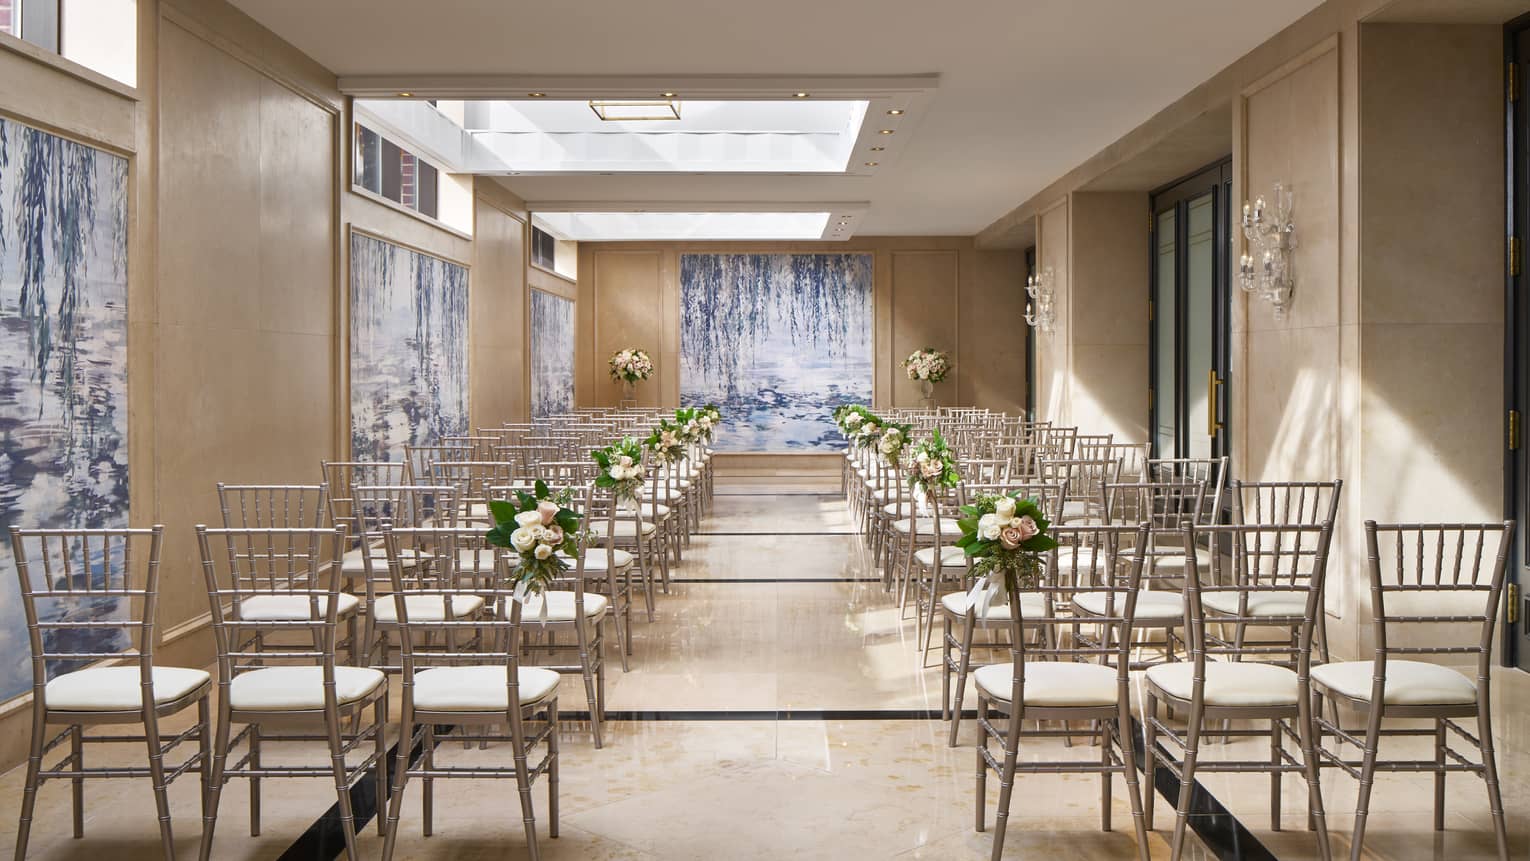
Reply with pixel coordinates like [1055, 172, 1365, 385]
[230, 0, 1328, 238]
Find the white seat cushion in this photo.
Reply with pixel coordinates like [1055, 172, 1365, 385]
[1146, 662, 1299, 707]
[1060, 500, 1096, 520]
[881, 501, 916, 516]
[341, 546, 420, 574]
[456, 548, 507, 571]
[1311, 660, 1476, 706]
[228, 666, 385, 711]
[891, 517, 964, 538]
[371, 593, 486, 622]
[45, 666, 210, 712]
[914, 545, 969, 569]
[942, 590, 1046, 621]
[412, 666, 561, 710]
[591, 521, 658, 539]
[974, 661, 1120, 707]
[1201, 589, 1308, 617]
[558, 548, 634, 570]
[236, 593, 360, 621]
[1073, 590, 1183, 621]
[520, 590, 610, 622]
[640, 502, 673, 518]
[1381, 590, 1495, 620]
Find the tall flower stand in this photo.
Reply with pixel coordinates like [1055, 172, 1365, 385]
[621, 379, 638, 408]
[920, 379, 937, 409]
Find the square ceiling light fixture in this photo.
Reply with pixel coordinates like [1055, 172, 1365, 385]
[588, 99, 681, 121]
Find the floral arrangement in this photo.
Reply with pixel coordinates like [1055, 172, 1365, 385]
[609, 348, 655, 383]
[955, 492, 1058, 593]
[698, 403, 722, 442]
[675, 407, 707, 444]
[835, 404, 873, 437]
[486, 481, 583, 597]
[592, 437, 646, 501]
[850, 413, 885, 450]
[903, 348, 951, 383]
[906, 428, 961, 500]
[877, 421, 913, 461]
[645, 419, 688, 465]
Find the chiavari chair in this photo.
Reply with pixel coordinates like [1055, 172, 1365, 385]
[974, 522, 1152, 861]
[11, 526, 212, 860]
[1039, 456, 1121, 524]
[1143, 521, 1335, 861]
[404, 443, 474, 484]
[196, 526, 388, 861]
[432, 460, 516, 525]
[378, 528, 561, 861]
[441, 434, 500, 460]
[1312, 520, 1513, 861]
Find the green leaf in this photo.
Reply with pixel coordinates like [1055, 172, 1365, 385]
[485, 525, 516, 547]
[534, 479, 550, 499]
[555, 511, 580, 532]
[489, 499, 518, 524]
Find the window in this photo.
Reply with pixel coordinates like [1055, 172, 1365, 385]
[3, 1, 137, 86]
[531, 226, 556, 270]
[354, 123, 440, 220]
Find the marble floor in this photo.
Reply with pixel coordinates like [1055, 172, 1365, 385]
[3, 474, 1527, 859]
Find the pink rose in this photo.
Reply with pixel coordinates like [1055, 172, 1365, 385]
[1017, 515, 1039, 541]
[537, 500, 560, 525]
[999, 527, 1024, 550]
[543, 524, 564, 544]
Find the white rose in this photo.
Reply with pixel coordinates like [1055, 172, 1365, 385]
[619, 455, 634, 468]
[510, 528, 536, 552]
[980, 522, 1003, 541]
[994, 497, 1017, 520]
[533, 543, 553, 560]
[514, 510, 543, 528]
[978, 513, 998, 531]
[915, 451, 929, 463]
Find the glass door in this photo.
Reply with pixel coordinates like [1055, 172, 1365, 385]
[1507, 26, 1529, 670]
[1150, 159, 1232, 460]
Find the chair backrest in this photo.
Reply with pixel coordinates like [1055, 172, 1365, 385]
[538, 459, 601, 487]
[322, 461, 407, 529]
[375, 526, 507, 675]
[1180, 521, 1334, 670]
[217, 483, 327, 529]
[1363, 520, 1513, 683]
[10, 526, 166, 701]
[196, 526, 349, 688]
[1072, 433, 1115, 460]
[404, 444, 475, 484]
[959, 458, 1012, 484]
[353, 485, 457, 535]
[1231, 479, 1342, 527]
[996, 523, 1149, 708]
[441, 435, 499, 460]
[1147, 456, 1228, 525]
[959, 480, 1067, 523]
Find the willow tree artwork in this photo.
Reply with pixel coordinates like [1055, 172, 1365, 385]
[680, 254, 872, 451]
[530, 289, 574, 417]
[350, 232, 469, 462]
[0, 118, 130, 701]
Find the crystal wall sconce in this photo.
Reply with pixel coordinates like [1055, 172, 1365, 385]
[1239, 182, 1296, 319]
[1025, 266, 1056, 334]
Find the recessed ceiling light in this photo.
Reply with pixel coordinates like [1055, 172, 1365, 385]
[793, 92, 810, 98]
[878, 129, 895, 135]
[864, 161, 879, 167]
[870, 146, 885, 152]
[397, 92, 413, 97]
[527, 92, 547, 98]
[886, 109, 905, 116]
[661, 91, 678, 97]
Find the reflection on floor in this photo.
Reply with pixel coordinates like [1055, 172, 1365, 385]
[2, 476, 1526, 859]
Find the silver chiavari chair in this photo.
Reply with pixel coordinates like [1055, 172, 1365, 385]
[1147, 455, 1228, 527]
[321, 460, 408, 576]
[217, 483, 328, 530]
[432, 460, 516, 525]
[11, 526, 212, 860]
[441, 434, 500, 460]
[1040, 456, 1121, 524]
[404, 443, 474, 484]
[1313, 520, 1513, 861]
[378, 528, 561, 861]
[974, 522, 1152, 861]
[196, 526, 389, 861]
[1143, 521, 1335, 861]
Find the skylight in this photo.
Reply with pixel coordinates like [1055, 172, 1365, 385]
[532, 212, 834, 241]
[464, 100, 870, 174]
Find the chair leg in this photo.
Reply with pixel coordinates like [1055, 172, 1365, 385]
[1271, 718, 1283, 831]
[199, 702, 232, 861]
[949, 616, 977, 748]
[1168, 700, 1205, 861]
[249, 725, 262, 835]
[941, 613, 953, 722]
[510, 712, 541, 861]
[70, 724, 84, 838]
[1433, 717, 1446, 831]
[1476, 702, 1511, 861]
[1348, 705, 1384, 861]
[990, 711, 1021, 861]
[1295, 693, 1332, 861]
[422, 724, 436, 837]
[580, 626, 604, 749]
[375, 695, 389, 836]
[1142, 693, 1157, 831]
[548, 698, 561, 839]
[974, 696, 988, 833]
[1101, 717, 1113, 832]
[143, 712, 177, 861]
[1115, 701, 1152, 861]
[15, 700, 46, 859]
[197, 696, 211, 824]
[380, 716, 414, 861]
[324, 710, 360, 861]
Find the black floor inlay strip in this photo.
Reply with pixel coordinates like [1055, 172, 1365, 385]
[671, 577, 883, 584]
[698, 530, 858, 536]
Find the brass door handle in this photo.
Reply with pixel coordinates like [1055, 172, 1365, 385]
[1208, 370, 1224, 437]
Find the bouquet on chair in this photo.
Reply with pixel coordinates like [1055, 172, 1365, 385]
[675, 407, 709, 444]
[876, 421, 912, 461]
[645, 419, 688, 465]
[850, 413, 886, 450]
[592, 437, 645, 502]
[955, 492, 1057, 598]
[702, 403, 722, 428]
[906, 428, 961, 501]
[834, 404, 871, 438]
[609, 348, 655, 383]
[486, 480, 583, 599]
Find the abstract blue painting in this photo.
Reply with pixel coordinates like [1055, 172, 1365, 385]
[350, 232, 469, 462]
[530, 289, 574, 418]
[680, 254, 872, 451]
[0, 118, 130, 701]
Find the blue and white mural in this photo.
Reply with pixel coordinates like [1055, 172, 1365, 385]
[530, 289, 574, 418]
[680, 254, 872, 451]
[350, 232, 469, 462]
[0, 118, 131, 701]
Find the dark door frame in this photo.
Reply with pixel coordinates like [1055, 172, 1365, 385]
[1149, 158, 1234, 461]
[1025, 245, 1037, 420]
[1503, 19, 1527, 669]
